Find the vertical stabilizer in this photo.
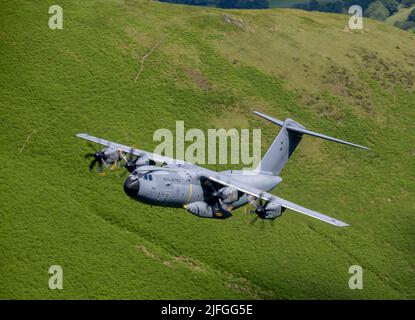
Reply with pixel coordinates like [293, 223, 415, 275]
[255, 117, 304, 175]
[253, 111, 368, 175]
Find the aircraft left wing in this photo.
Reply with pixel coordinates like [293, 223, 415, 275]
[205, 174, 350, 227]
[76, 133, 196, 167]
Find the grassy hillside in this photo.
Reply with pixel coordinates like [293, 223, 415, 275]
[1, 0, 414, 299]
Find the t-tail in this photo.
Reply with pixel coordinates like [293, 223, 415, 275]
[254, 111, 369, 176]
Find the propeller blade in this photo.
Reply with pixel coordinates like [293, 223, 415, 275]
[89, 158, 97, 170]
[119, 147, 138, 175]
[204, 179, 216, 193]
[127, 147, 134, 162]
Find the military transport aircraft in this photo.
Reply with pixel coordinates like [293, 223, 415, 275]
[77, 111, 368, 227]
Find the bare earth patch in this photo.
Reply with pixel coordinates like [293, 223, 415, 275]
[173, 256, 207, 273]
[185, 68, 210, 91]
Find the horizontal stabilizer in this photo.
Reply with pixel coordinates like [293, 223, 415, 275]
[253, 111, 369, 150]
[287, 126, 369, 150]
[253, 111, 284, 127]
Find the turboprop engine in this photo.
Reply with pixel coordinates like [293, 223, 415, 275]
[184, 201, 232, 219]
[84, 146, 123, 172]
[124, 156, 153, 173]
[250, 197, 286, 220]
[260, 200, 285, 219]
[217, 187, 239, 204]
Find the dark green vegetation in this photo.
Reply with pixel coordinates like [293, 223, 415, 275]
[216, 0, 270, 9]
[388, 5, 415, 31]
[158, 0, 415, 33]
[292, 0, 414, 25]
[159, 0, 270, 9]
[1, 0, 414, 299]
[291, 0, 415, 32]
[366, 1, 391, 21]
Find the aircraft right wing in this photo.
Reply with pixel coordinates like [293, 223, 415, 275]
[205, 174, 350, 227]
[269, 194, 350, 227]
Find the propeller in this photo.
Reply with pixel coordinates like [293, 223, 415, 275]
[249, 211, 272, 229]
[247, 194, 267, 219]
[83, 143, 110, 173]
[120, 148, 137, 177]
[203, 179, 222, 204]
[202, 179, 232, 216]
[84, 151, 106, 173]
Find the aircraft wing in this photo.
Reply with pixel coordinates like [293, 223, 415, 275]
[269, 195, 350, 227]
[205, 174, 349, 227]
[76, 133, 196, 167]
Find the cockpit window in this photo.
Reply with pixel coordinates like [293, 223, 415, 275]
[139, 173, 153, 181]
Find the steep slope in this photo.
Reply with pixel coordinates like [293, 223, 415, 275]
[0, 0, 414, 299]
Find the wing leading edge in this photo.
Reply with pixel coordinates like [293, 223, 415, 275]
[76, 133, 195, 167]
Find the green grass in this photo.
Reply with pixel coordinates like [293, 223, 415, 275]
[1, 0, 415, 299]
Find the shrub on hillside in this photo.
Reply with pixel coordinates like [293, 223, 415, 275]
[159, 0, 208, 5]
[380, 0, 399, 14]
[408, 7, 415, 22]
[216, 0, 269, 8]
[293, 0, 377, 13]
[401, 0, 415, 7]
[366, 0, 390, 20]
[394, 20, 415, 30]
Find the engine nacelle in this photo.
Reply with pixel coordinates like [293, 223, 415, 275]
[264, 200, 285, 219]
[219, 187, 239, 204]
[103, 147, 123, 164]
[134, 157, 151, 167]
[184, 202, 232, 219]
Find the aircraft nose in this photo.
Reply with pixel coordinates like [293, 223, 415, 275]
[124, 176, 140, 198]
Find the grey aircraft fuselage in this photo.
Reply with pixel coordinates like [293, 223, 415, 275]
[124, 165, 282, 210]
